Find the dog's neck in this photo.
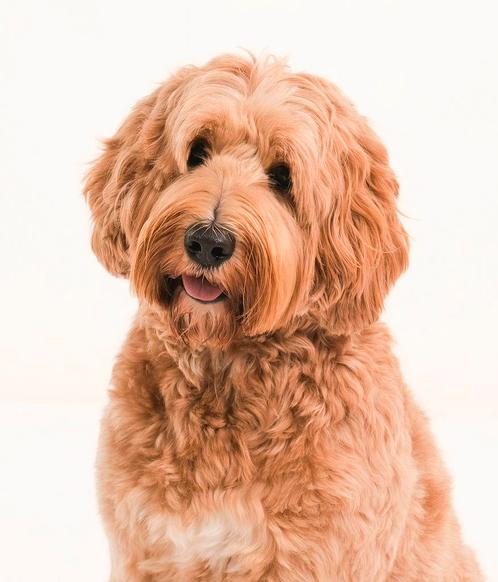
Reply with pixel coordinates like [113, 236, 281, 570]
[136, 304, 351, 385]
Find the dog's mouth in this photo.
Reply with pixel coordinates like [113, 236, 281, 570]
[181, 274, 225, 303]
[163, 274, 226, 304]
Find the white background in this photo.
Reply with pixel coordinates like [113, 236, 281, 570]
[1, 0, 497, 580]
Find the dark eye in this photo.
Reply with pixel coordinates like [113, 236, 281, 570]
[267, 163, 292, 194]
[187, 138, 209, 169]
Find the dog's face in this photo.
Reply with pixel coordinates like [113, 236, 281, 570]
[85, 55, 408, 347]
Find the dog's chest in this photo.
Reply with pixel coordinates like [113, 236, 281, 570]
[117, 349, 338, 572]
[158, 366, 308, 487]
[132, 485, 268, 577]
[147, 505, 257, 567]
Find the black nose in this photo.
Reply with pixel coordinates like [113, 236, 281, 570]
[184, 223, 235, 267]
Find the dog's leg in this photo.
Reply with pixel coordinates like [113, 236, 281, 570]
[103, 516, 153, 582]
[96, 409, 155, 582]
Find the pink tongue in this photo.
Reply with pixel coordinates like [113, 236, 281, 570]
[181, 275, 223, 302]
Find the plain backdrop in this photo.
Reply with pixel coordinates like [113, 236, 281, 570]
[1, 0, 497, 580]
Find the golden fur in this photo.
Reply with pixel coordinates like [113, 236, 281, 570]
[84, 54, 482, 580]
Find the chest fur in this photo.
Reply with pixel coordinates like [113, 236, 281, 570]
[102, 326, 409, 578]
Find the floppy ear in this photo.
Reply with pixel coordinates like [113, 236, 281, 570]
[84, 65, 199, 277]
[83, 90, 161, 277]
[316, 112, 409, 335]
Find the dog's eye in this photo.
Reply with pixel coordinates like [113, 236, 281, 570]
[267, 163, 292, 194]
[187, 138, 209, 169]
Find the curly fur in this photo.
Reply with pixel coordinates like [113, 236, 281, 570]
[84, 54, 482, 580]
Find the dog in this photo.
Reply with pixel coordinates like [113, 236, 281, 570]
[84, 54, 482, 581]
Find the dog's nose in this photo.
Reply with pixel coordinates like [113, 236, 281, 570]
[184, 223, 235, 267]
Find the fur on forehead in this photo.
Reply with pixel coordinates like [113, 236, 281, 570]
[142, 54, 331, 220]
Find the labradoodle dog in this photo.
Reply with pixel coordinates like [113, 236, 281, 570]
[84, 54, 482, 581]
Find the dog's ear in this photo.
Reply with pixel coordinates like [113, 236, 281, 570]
[316, 111, 409, 334]
[84, 90, 163, 277]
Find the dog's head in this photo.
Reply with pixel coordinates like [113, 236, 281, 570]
[84, 54, 408, 347]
